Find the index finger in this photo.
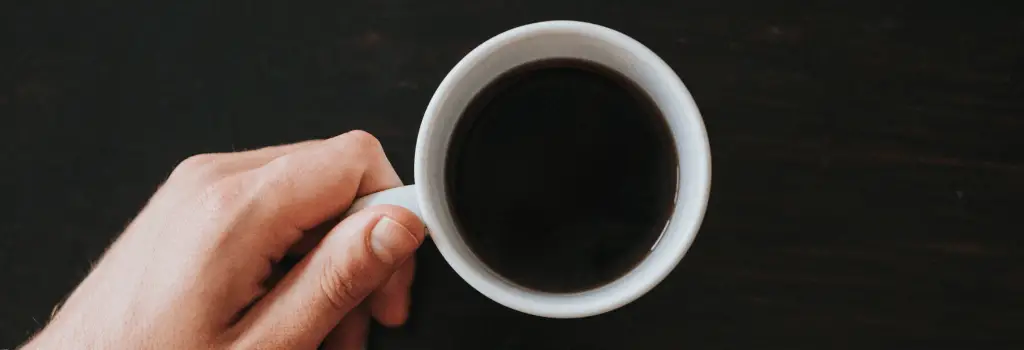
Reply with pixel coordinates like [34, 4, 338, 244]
[249, 130, 403, 232]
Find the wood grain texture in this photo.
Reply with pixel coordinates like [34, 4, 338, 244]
[2, 0, 1022, 348]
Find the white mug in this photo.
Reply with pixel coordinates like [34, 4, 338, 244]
[347, 20, 711, 318]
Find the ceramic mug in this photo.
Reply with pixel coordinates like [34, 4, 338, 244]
[346, 20, 711, 318]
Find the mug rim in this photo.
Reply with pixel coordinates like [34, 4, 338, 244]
[413, 20, 711, 318]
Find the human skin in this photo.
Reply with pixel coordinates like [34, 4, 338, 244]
[22, 130, 423, 350]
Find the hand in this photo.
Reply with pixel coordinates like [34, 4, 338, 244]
[23, 131, 425, 350]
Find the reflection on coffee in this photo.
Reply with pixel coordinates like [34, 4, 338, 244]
[444, 58, 678, 293]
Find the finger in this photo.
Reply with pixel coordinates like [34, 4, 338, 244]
[174, 140, 322, 183]
[321, 305, 370, 350]
[251, 130, 402, 229]
[216, 140, 322, 174]
[370, 258, 416, 327]
[232, 205, 424, 350]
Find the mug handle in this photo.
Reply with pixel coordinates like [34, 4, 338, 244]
[344, 185, 423, 222]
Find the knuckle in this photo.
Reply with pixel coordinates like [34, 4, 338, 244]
[341, 129, 383, 153]
[318, 256, 364, 311]
[256, 155, 297, 192]
[176, 153, 217, 172]
[172, 153, 222, 180]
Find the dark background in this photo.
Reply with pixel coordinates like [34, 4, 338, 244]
[3, 0, 1023, 348]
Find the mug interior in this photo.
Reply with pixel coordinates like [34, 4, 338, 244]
[414, 20, 710, 318]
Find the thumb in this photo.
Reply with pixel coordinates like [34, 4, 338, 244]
[233, 205, 424, 349]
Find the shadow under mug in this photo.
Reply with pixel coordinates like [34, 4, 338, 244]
[345, 20, 711, 318]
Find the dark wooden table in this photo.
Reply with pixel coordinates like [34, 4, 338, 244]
[3, 1, 1023, 348]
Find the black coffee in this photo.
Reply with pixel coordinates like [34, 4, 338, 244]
[444, 59, 678, 293]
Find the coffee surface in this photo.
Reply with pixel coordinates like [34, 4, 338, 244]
[445, 59, 678, 293]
